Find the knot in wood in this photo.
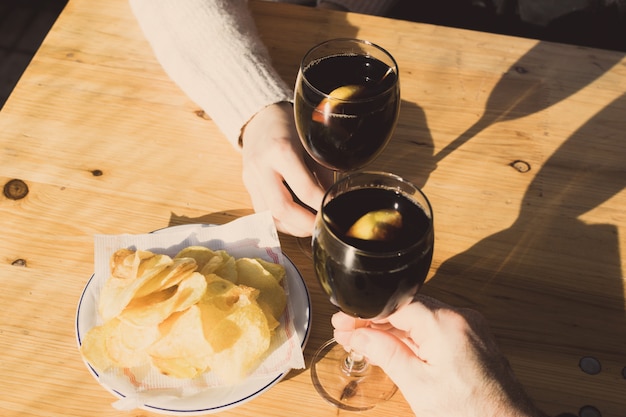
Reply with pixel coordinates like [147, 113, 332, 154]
[3, 179, 29, 200]
[194, 110, 210, 120]
[11, 259, 27, 267]
[510, 160, 531, 173]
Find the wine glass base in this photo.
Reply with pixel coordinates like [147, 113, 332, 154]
[310, 339, 397, 411]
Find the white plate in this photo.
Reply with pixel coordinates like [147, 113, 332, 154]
[75, 224, 311, 415]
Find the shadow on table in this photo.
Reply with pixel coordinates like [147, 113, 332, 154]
[168, 209, 255, 228]
[375, 40, 624, 192]
[434, 41, 625, 162]
[423, 92, 626, 416]
[373, 99, 436, 189]
[377, 39, 625, 415]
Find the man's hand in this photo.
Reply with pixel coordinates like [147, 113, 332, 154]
[333, 296, 548, 417]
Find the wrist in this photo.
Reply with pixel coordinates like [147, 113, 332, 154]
[240, 101, 293, 148]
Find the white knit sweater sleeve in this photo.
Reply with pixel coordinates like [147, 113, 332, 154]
[128, 0, 293, 147]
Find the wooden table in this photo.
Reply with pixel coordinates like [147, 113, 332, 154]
[1, 0, 624, 416]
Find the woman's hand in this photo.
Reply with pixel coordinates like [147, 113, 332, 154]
[241, 102, 331, 237]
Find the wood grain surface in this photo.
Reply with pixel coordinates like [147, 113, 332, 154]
[0, 0, 624, 416]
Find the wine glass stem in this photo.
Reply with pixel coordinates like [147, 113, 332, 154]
[342, 350, 369, 377]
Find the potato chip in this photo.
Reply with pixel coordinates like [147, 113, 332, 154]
[174, 246, 218, 271]
[199, 275, 258, 330]
[258, 303, 280, 331]
[215, 255, 237, 283]
[206, 317, 242, 353]
[133, 257, 197, 298]
[80, 321, 116, 373]
[149, 305, 213, 379]
[204, 273, 237, 299]
[109, 248, 136, 279]
[80, 316, 160, 372]
[112, 249, 171, 281]
[199, 255, 223, 275]
[254, 258, 286, 283]
[121, 271, 207, 326]
[200, 250, 238, 283]
[106, 318, 160, 369]
[205, 297, 271, 383]
[151, 355, 211, 380]
[236, 258, 287, 321]
[98, 250, 173, 321]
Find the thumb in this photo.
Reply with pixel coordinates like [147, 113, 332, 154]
[348, 327, 424, 394]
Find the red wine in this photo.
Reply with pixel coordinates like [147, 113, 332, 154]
[295, 54, 399, 172]
[313, 187, 433, 319]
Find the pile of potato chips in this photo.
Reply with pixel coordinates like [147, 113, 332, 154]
[80, 246, 287, 384]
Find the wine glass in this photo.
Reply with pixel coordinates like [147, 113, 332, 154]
[310, 171, 434, 411]
[293, 38, 400, 254]
[294, 38, 400, 174]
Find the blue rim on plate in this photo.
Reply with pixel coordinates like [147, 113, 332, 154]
[75, 224, 311, 415]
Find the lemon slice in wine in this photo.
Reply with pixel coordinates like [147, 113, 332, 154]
[313, 85, 364, 123]
[346, 209, 403, 241]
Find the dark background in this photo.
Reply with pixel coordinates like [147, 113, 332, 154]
[1, 0, 624, 109]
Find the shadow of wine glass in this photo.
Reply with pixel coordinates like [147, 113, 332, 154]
[423, 93, 626, 416]
[434, 41, 625, 163]
[373, 99, 436, 189]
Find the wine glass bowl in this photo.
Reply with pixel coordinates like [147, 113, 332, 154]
[310, 171, 434, 410]
[313, 172, 434, 320]
[294, 38, 400, 173]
